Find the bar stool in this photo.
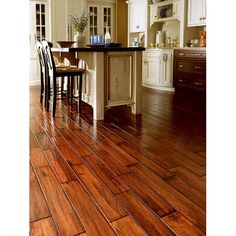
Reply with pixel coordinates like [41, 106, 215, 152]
[42, 40, 86, 116]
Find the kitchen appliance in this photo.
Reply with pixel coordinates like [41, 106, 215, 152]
[155, 31, 162, 47]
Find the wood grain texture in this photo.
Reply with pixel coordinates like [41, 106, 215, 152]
[30, 217, 58, 236]
[130, 163, 206, 231]
[43, 149, 77, 183]
[162, 212, 205, 236]
[62, 180, 117, 236]
[72, 164, 127, 221]
[111, 216, 147, 236]
[90, 143, 131, 175]
[30, 148, 48, 169]
[30, 86, 206, 235]
[36, 166, 85, 235]
[118, 142, 173, 178]
[116, 191, 176, 236]
[30, 164, 50, 222]
[81, 154, 129, 195]
[120, 173, 176, 217]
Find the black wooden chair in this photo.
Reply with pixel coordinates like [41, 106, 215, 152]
[42, 40, 85, 116]
[36, 41, 47, 106]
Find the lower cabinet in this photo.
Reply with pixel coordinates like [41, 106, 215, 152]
[104, 52, 133, 107]
[142, 49, 174, 91]
[173, 49, 206, 91]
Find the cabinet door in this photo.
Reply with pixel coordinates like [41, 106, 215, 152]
[188, 0, 206, 27]
[150, 4, 158, 26]
[142, 52, 161, 86]
[173, 0, 181, 19]
[129, 0, 145, 32]
[160, 50, 173, 87]
[105, 54, 133, 105]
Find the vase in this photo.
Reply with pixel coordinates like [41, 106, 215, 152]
[74, 31, 86, 47]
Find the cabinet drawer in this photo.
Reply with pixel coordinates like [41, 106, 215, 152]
[174, 73, 205, 90]
[175, 61, 206, 73]
[174, 50, 206, 59]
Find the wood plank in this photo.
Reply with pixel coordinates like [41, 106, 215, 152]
[147, 142, 206, 176]
[116, 191, 176, 236]
[99, 138, 138, 166]
[30, 117, 45, 134]
[58, 128, 92, 157]
[62, 180, 117, 236]
[162, 212, 205, 236]
[35, 132, 54, 151]
[130, 163, 206, 232]
[170, 166, 206, 194]
[90, 143, 131, 175]
[30, 217, 58, 236]
[120, 173, 176, 217]
[72, 128, 98, 146]
[164, 175, 206, 210]
[30, 130, 39, 149]
[43, 149, 77, 183]
[30, 164, 50, 222]
[30, 148, 48, 169]
[50, 136, 83, 166]
[118, 142, 173, 178]
[36, 166, 85, 235]
[111, 216, 147, 236]
[72, 164, 127, 221]
[142, 146, 178, 169]
[81, 154, 129, 195]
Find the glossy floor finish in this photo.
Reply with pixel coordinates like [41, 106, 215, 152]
[30, 86, 206, 236]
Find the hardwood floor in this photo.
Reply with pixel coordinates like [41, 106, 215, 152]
[30, 86, 206, 236]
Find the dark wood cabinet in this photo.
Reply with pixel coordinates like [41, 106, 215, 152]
[173, 49, 206, 91]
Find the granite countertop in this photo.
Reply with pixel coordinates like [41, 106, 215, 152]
[146, 47, 206, 51]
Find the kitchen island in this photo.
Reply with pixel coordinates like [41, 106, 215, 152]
[52, 46, 145, 120]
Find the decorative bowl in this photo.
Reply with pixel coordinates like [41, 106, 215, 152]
[56, 41, 75, 48]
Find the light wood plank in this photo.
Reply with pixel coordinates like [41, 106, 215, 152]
[111, 216, 147, 236]
[36, 166, 85, 235]
[72, 164, 127, 221]
[30, 164, 50, 222]
[116, 191, 175, 236]
[30, 217, 58, 236]
[62, 180, 117, 236]
[30, 148, 48, 168]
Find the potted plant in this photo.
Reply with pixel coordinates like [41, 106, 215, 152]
[68, 10, 90, 47]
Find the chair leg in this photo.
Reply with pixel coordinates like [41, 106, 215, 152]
[78, 73, 83, 112]
[40, 72, 43, 103]
[52, 76, 57, 117]
[71, 76, 74, 105]
[67, 77, 70, 104]
[46, 75, 50, 111]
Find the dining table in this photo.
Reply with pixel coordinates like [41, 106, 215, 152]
[51, 46, 145, 120]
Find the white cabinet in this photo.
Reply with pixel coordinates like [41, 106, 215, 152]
[129, 0, 146, 33]
[160, 49, 173, 87]
[142, 49, 174, 91]
[188, 0, 206, 27]
[88, 1, 115, 42]
[142, 50, 161, 86]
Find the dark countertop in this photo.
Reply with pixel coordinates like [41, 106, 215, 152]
[51, 46, 145, 52]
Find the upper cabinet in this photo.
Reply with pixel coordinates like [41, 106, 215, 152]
[128, 0, 146, 33]
[187, 0, 206, 27]
[87, 1, 116, 42]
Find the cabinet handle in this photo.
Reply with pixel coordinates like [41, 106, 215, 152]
[179, 64, 184, 68]
[195, 53, 202, 56]
[178, 53, 185, 56]
[136, 25, 140, 29]
[163, 53, 168, 61]
[178, 79, 184, 83]
[203, 16, 206, 20]
[200, 16, 203, 21]
[194, 66, 200, 70]
[173, 12, 176, 15]
[155, 15, 157, 18]
[194, 82, 201, 86]
[143, 60, 148, 63]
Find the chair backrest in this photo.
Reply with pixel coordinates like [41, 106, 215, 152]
[41, 40, 56, 79]
[36, 41, 46, 75]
